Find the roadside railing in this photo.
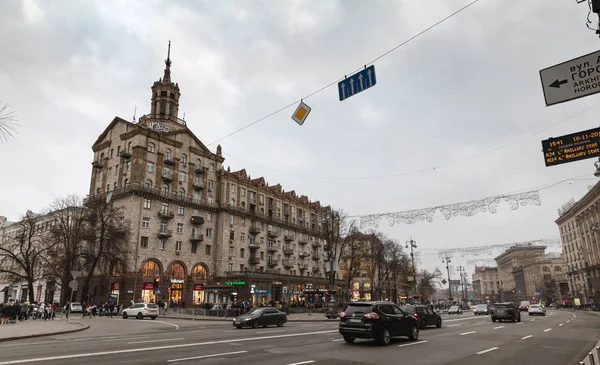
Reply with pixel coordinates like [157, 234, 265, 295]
[580, 339, 600, 365]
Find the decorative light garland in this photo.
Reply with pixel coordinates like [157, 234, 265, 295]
[358, 190, 541, 228]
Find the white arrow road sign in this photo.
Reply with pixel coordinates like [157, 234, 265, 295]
[71, 270, 82, 279]
[540, 49, 600, 107]
[69, 280, 78, 291]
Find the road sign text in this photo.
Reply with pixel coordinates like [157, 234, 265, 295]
[541, 126, 600, 167]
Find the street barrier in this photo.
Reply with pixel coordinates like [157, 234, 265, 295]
[580, 340, 600, 365]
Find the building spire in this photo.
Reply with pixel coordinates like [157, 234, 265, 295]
[163, 40, 172, 83]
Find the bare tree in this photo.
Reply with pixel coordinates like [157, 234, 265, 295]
[0, 211, 55, 302]
[0, 101, 19, 143]
[338, 228, 363, 302]
[79, 196, 130, 303]
[418, 268, 443, 301]
[45, 195, 88, 304]
[322, 208, 357, 299]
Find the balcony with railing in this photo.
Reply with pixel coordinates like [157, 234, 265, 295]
[162, 172, 174, 183]
[284, 234, 294, 242]
[91, 160, 104, 169]
[190, 216, 205, 225]
[119, 149, 132, 159]
[249, 256, 261, 265]
[298, 236, 308, 245]
[193, 180, 204, 191]
[283, 247, 294, 255]
[164, 156, 176, 166]
[158, 210, 175, 219]
[299, 251, 310, 258]
[298, 262, 307, 270]
[194, 166, 205, 174]
[311, 252, 319, 260]
[312, 266, 319, 273]
[249, 224, 260, 235]
[267, 244, 278, 252]
[190, 233, 204, 243]
[283, 261, 293, 269]
[158, 229, 173, 238]
[249, 242, 259, 250]
[267, 259, 277, 267]
[311, 241, 320, 249]
[268, 230, 279, 238]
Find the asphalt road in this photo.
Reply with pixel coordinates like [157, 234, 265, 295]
[0, 310, 597, 365]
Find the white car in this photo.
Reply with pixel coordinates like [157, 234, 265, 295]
[448, 305, 463, 315]
[528, 304, 546, 316]
[122, 303, 159, 320]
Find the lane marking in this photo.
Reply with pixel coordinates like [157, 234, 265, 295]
[331, 339, 344, 342]
[493, 326, 505, 329]
[128, 338, 184, 345]
[567, 320, 570, 323]
[517, 322, 523, 325]
[460, 331, 476, 336]
[476, 347, 499, 355]
[543, 328, 552, 332]
[286, 362, 315, 365]
[0, 329, 338, 365]
[447, 324, 461, 327]
[521, 335, 533, 340]
[141, 320, 179, 330]
[445, 317, 483, 323]
[255, 330, 285, 334]
[530, 319, 535, 322]
[102, 336, 151, 342]
[168, 350, 247, 363]
[398, 340, 428, 348]
[558, 324, 563, 327]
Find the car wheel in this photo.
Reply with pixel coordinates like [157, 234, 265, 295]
[252, 319, 260, 329]
[122, 313, 128, 319]
[378, 327, 392, 346]
[492, 318, 496, 322]
[343, 336, 355, 344]
[277, 319, 284, 327]
[262, 325, 267, 328]
[136, 313, 143, 320]
[420, 320, 427, 330]
[436, 319, 442, 328]
[151, 316, 157, 320]
[235, 326, 242, 329]
[517, 315, 521, 322]
[408, 325, 419, 341]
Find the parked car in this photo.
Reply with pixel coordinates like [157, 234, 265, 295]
[491, 302, 521, 322]
[122, 303, 159, 320]
[232, 307, 287, 329]
[448, 305, 463, 315]
[69, 302, 83, 313]
[473, 304, 490, 315]
[339, 301, 419, 346]
[401, 305, 442, 329]
[528, 304, 546, 316]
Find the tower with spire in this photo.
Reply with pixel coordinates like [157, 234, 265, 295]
[150, 41, 181, 122]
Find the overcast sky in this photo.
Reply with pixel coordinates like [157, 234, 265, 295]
[1, 0, 599, 278]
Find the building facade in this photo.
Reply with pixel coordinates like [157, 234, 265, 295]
[494, 244, 546, 302]
[87, 48, 340, 307]
[520, 253, 569, 304]
[471, 266, 501, 303]
[555, 181, 600, 306]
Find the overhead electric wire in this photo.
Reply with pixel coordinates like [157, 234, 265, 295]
[206, 0, 481, 147]
[223, 100, 600, 180]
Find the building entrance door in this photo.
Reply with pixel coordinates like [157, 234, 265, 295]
[169, 283, 183, 305]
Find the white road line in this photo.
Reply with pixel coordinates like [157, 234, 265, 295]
[255, 330, 285, 334]
[521, 335, 533, 340]
[558, 324, 563, 327]
[447, 324, 461, 327]
[460, 331, 476, 336]
[476, 347, 499, 355]
[567, 320, 571, 323]
[543, 328, 552, 332]
[168, 350, 247, 363]
[331, 339, 344, 342]
[102, 336, 151, 342]
[128, 338, 184, 345]
[286, 362, 315, 365]
[398, 340, 428, 348]
[0, 329, 338, 365]
[445, 317, 483, 323]
[135, 320, 180, 330]
[530, 319, 535, 322]
[517, 322, 523, 325]
[493, 326, 505, 329]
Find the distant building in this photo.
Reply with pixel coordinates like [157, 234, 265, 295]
[494, 244, 546, 302]
[471, 266, 501, 303]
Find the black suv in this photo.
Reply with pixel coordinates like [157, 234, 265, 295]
[490, 302, 521, 323]
[401, 305, 442, 329]
[339, 301, 419, 346]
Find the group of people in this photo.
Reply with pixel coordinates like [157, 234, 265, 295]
[0, 300, 56, 324]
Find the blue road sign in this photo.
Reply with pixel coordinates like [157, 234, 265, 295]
[155, 288, 161, 295]
[338, 65, 377, 101]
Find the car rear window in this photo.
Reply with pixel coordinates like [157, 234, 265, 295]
[147, 304, 158, 308]
[476, 304, 487, 309]
[494, 304, 508, 308]
[401, 306, 416, 314]
[345, 304, 374, 316]
[530, 304, 540, 308]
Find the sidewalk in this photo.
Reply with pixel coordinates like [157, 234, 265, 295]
[0, 319, 89, 342]
[162, 312, 339, 322]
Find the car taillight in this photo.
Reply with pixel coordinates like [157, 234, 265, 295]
[413, 313, 418, 319]
[340, 311, 346, 318]
[364, 312, 379, 319]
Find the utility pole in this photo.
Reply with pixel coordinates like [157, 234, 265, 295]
[457, 266, 467, 302]
[405, 237, 418, 301]
[442, 256, 452, 299]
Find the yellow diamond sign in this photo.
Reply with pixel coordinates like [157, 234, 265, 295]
[291, 101, 311, 126]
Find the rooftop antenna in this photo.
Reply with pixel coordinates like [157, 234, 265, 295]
[133, 105, 137, 122]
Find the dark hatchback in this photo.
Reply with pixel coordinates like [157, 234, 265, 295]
[232, 308, 287, 329]
[490, 302, 521, 323]
[339, 301, 419, 346]
[401, 305, 442, 329]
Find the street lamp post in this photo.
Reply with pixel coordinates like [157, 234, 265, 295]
[457, 266, 467, 302]
[442, 256, 452, 299]
[405, 237, 418, 300]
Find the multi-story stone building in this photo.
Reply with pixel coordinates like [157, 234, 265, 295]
[494, 244, 546, 302]
[87, 47, 339, 307]
[555, 182, 600, 306]
[520, 253, 569, 304]
[471, 266, 501, 303]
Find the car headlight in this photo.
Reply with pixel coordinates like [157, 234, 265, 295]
[244, 317, 252, 321]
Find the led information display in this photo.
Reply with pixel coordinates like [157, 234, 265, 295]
[541, 126, 600, 167]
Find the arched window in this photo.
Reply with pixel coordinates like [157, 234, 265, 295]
[181, 153, 188, 166]
[148, 142, 156, 153]
[179, 188, 185, 199]
[100, 152, 105, 160]
[170, 263, 186, 279]
[230, 198, 235, 206]
[124, 179, 129, 188]
[209, 163, 215, 172]
[192, 264, 208, 279]
[142, 260, 161, 277]
[542, 266, 550, 272]
[110, 261, 123, 276]
[145, 179, 153, 189]
[163, 184, 170, 197]
[96, 188, 101, 195]
[554, 266, 562, 272]
[193, 191, 200, 203]
[196, 158, 202, 169]
[127, 142, 132, 152]
[241, 202, 246, 209]
[165, 148, 172, 160]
